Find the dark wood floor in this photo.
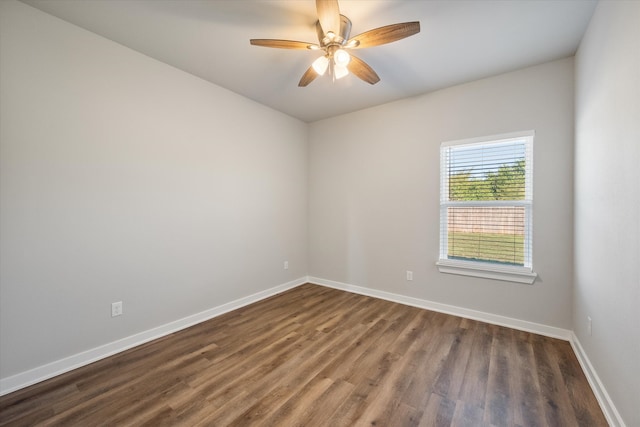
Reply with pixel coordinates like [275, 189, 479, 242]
[0, 284, 607, 426]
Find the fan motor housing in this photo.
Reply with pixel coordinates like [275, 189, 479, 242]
[317, 14, 352, 46]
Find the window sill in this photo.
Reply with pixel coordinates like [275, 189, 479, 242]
[436, 259, 537, 284]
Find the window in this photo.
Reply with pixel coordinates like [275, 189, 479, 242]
[437, 131, 537, 284]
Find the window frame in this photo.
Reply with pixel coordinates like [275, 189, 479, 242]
[436, 130, 537, 284]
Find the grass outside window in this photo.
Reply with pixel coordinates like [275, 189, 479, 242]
[448, 231, 524, 266]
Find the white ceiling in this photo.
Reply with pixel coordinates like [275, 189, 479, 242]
[22, 0, 597, 122]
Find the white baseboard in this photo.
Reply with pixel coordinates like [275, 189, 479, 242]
[308, 276, 572, 340]
[570, 333, 626, 427]
[0, 277, 308, 397]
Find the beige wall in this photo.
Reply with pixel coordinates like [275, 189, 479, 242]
[574, 2, 640, 425]
[309, 58, 575, 329]
[0, 0, 308, 380]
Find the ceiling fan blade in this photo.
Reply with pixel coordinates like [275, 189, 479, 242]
[347, 54, 380, 85]
[298, 66, 319, 87]
[250, 39, 317, 50]
[347, 22, 420, 49]
[316, 0, 341, 36]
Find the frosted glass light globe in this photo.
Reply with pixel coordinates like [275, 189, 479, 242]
[312, 56, 329, 75]
[334, 64, 349, 79]
[334, 49, 351, 67]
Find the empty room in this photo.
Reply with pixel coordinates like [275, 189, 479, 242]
[0, 0, 638, 426]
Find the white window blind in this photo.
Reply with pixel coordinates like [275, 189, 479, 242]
[438, 131, 534, 281]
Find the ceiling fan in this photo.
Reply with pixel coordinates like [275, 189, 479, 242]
[250, 0, 420, 87]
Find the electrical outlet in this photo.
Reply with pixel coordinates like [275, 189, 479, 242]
[284, 261, 289, 270]
[406, 270, 413, 281]
[587, 316, 592, 336]
[111, 301, 123, 317]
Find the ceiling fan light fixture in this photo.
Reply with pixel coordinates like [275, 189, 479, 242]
[249, 0, 420, 87]
[334, 49, 350, 66]
[312, 55, 330, 75]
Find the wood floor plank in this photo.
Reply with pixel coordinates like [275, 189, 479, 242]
[450, 399, 485, 427]
[418, 393, 457, 427]
[548, 337, 608, 426]
[0, 284, 607, 427]
[400, 324, 458, 409]
[484, 325, 516, 426]
[432, 326, 475, 401]
[348, 346, 422, 425]
[316, 318, 389, 382]
[220, 323, 371, 424]
[457, 324, 492, 410]
[295, 379, 354, 425]
[388, 309, 434, 357]
[531, 334, 583, 426]
[342, 309, 418, 386]
[259, 375, 334, 425]
[509, 330, 547, 427]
